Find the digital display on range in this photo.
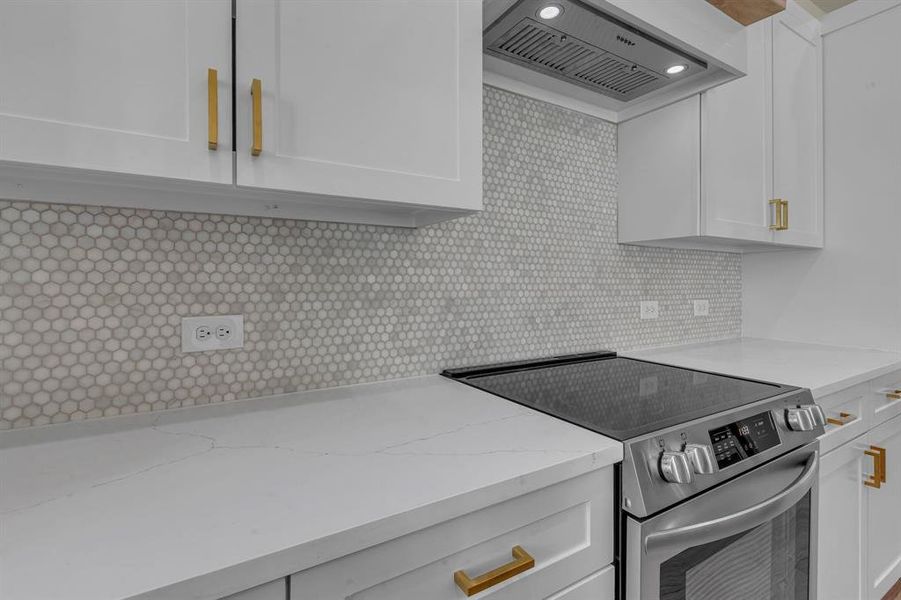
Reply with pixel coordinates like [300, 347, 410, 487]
[709, 411, 781, 468]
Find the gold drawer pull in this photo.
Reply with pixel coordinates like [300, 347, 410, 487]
[208, 68, 218, 150]
[781, 199, 789, 230]
[888, 392, 901, 400]
[454, 546, 535, 596]
[827, 411, 855, 426]
[864, 445, 887, 488]
[251, 78, 262, 156]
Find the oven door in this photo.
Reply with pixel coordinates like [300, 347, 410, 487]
[625, 442, 818, 600]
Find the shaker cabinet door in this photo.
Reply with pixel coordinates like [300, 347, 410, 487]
[701, 19, 773, 244]
[0, 0, 233, 184]
[865, 414, 901, 600]
[770, 9, 823, 248]
[818, 439, 869, 600]
[235, 0, 482, 213]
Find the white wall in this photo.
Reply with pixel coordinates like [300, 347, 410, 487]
[742, 3, 901, 352]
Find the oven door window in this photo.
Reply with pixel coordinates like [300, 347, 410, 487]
[659, 492, 811, 600]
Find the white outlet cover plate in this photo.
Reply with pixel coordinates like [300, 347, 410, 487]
[181, 315, 244, 353]
[693, 299, 710, 317]
[640, 301, 659, 320]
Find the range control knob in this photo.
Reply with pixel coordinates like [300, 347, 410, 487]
[802, 404, 826, 427]
[785, 407, 815, 431]
[685, 443, 716, 474]
[660, 451, 693, 484]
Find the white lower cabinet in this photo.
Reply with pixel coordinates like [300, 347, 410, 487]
[871, 370, 901, 426]
[818, 412, 901, 600]
[815, 382, 869, 454]
[289, 468, 613, 600]
[865, 415, 901, 600]
[545, 566, 614, 600]
[817, 437, 868, 600]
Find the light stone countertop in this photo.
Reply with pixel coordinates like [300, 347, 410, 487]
[0, 375, 622, 600]
[625, 337, 901, 398]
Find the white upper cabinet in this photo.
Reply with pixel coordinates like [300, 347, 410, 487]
[235, 0, 482, 215]
[0, 0, 233, 184]
[618, 1, 823, 252]
[0, 0, 481, 227]
[617, 95, 702, 246]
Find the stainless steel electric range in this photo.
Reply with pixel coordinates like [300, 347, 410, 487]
[443, 351, 826, 600]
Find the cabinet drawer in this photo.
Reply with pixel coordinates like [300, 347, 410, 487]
[289, 468, 613, 600]
[817, 382, 869, 454]
[546, 566, 614, 600]
[870, 369, 901, 426]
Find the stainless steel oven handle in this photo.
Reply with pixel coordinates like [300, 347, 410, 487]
[644, 450, 818, 555]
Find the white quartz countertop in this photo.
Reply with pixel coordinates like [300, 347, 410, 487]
[0, 375, 622, 600]
[625, 337, 901, 398]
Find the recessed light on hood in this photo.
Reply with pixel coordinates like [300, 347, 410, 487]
[666, 64, 688, 75]
[537, 4, 563, 19]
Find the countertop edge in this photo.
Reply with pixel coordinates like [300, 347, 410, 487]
[806, 361, 901, 398]
[623, 337, 901, 400]
[131, 444, 623, 600]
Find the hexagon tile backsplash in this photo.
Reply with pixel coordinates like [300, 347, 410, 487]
[0, 86, 741, 429]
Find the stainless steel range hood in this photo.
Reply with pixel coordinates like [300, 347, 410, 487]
[484, 0, 708, 102]
[483, 0, 748, 121]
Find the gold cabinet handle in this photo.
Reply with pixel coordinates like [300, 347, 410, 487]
[865, 448, 881, 488]
[864, 445, 887, 488]
[453, 546, 535, 596]
[768, 199, 780, 230]
[874, 445, 887, 483]
[827, 411, 855, 426]
[251, 78, 262, 156]
[769, 199, 788, 231]
[208, 68, 219, 150]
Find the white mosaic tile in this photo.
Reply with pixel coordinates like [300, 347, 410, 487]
[0, 86, 741, 429]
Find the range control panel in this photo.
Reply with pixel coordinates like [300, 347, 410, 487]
[709, 411, 781, 469]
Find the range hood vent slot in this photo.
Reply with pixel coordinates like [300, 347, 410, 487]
[484, 0, 707, 102]
[492, 20, 661, 97]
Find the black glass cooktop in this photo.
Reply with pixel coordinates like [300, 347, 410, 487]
[442, 352, 796, 441]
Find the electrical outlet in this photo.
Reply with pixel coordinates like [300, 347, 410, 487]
[181, 315, 244, 352]
[693, 299, 710, 317]
[640, 300, 659, 320]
